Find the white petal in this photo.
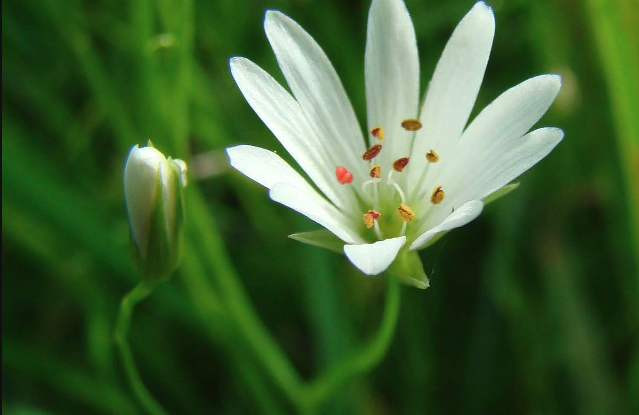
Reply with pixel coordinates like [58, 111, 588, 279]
[269, 182, 363, 245]
[229, 57, 348, 210]
[458, 74, 561, 151]
[435, 75, 562, 203]
[409, 2, 494, 191]
[344, 236, 407, 276]
[226, 144, 309, 190]
[410, 200, 484, 251]
[365, 0, 419, 168]
[264, 12, 366, 179]
[450, 128, 564, 206]
[228, 145, 362, 244]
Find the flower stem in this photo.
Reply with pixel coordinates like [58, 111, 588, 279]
[301, 276, 401, 407]
[114, 282, 169, 415]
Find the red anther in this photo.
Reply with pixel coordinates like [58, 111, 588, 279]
[335, 166, 354, 185]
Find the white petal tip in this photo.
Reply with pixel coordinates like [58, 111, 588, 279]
[536, 74, 563, 94]
[264, 10, 287, 25]
[344, 236, 406, 276]
[472, 1, 495, 18]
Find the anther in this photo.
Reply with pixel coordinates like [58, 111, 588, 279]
[430, 186, 445, 204]
[401, 119, 422, 131]
[397, 204, 416, 223]
[369, 165, 381, 179]
[370, 126, 385, 141]
[363, 210, 381, 229]
[426, 149, 439, 163]
[335, 166, 353, 185]
[392, 157, 410, 172]
[362, 144, 383, 160]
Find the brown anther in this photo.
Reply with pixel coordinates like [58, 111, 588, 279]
[426, 149, 439, 163]
[370, 126, 385, 141]
[369, 165, 382, 179]
[401, 118, 422, 131]
[363, 210, 381, 229]
[397, 204, 416, 223]
[362, 144, 383, 160]
[392, 157, 410, 172]
[430, 186, 445, 205]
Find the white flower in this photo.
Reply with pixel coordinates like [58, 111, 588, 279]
[227, 0, 562, 287]
[124, 143, 187, 281]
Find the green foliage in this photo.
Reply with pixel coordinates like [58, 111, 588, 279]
[3, 0, 638, 414]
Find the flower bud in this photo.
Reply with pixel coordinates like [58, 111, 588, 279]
[124, 143, 187, 281]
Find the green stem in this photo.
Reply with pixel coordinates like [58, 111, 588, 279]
[301, 276, 401, 408]
[115, 282, 169, 415]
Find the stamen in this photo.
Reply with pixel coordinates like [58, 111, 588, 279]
[397, 204, 416, 223]
[426, 149, 440, 163]
[362, 144, 383, 161]
[392, 182, 406, 204]
[386, 171, 407, 204]
[362, 179, 380, 208]
[430, 186, 445, 204]
[370, 126, 385, 141]
[401, 119, 422, 131]
[392, 157, 410, 172]
[335, 166, 353, 185]
[363, 210, 381, 229]
[369, 165, 381, 178]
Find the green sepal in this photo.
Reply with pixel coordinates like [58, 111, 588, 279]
[483, 182, 520, 206]
[141, 170, 173, 282]
[169, 161, 185, 274]
[288, 229, 344, 254]
[388, 251, 429, 289]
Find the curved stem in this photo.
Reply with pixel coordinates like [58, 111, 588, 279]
[301, 276, 401, 408]
[115, 282, 169, 415]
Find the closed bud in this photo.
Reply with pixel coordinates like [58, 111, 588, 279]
[124, 143, 187, 282]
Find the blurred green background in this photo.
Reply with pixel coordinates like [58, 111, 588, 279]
[3, 0, 638, 414]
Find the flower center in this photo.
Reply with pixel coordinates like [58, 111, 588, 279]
[334, 119, 446, 240]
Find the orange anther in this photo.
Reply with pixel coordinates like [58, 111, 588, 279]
[397, 204, 416, 223]
[401, 118, 422, 131]
[369, 165, 381, 178]
[370, 126, 385, 141]
[430, 186, 445, 204]
[426, 149, 439, 163]
[392, 157, 410, 172]
[363, 210, 381, 228]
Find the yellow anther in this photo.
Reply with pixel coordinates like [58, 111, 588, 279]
[370, 126, 385, 141]
[362, 144, 383, 160]
[426, 149, 439, 163]
[401, 118, 422, 131]
[397, 204, 416, 223]
[392, 157, 410, 172]
[363, 210, 381, 229]
[369, 165, 382, 178]
[430, 186, 445, 205]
